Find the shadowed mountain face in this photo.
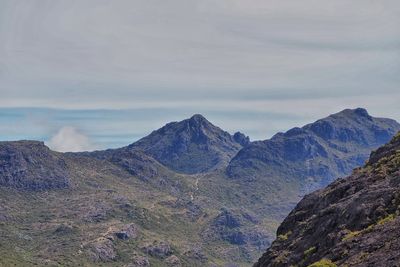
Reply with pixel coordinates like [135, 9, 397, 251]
[255, 132, 400, 267]
[127, 114, 246, 174]
[227, 108, 400, 192]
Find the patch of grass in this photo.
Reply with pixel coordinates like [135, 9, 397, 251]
[278, 230, 292, 241]
[307, 258, 337, 267]
[377, 213, 396, 225]
[343, 213, 396, 242]
[342, 230, 362, 241]
[304, 246, 316, 257]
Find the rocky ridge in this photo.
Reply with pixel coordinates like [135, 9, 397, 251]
[255, 132, 400, 267]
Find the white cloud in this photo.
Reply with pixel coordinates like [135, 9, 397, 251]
[46, 126, 94, 152]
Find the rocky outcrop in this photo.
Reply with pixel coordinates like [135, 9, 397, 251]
[127, 254, 150, 267]
[233, 132, 251, 147]
[255, 132, 400, 267]
[88, 238, 117, 262]
[165, 255, 181, 266]
[142, 241, 172, 258]
[0, 141, 70, 190]
[203, 209, 272, 248]
[114, 223, 139, 240]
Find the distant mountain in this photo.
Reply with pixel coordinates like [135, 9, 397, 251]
[255, 132, 400, 267]
[126, 114, 246, 174]
[227, 108, 400, 192]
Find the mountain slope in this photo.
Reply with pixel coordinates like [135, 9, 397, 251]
[227, 108, 400, 192]
[0, 141, 69, 190]
[255, 132, 400, 267]
[128, 114, 245, 174]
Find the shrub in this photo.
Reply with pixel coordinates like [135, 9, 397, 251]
[377, 214, 395, 225]
[304, 246, 316, 257]
[278, 230, 292, 241]
[307, 259, 337, 267]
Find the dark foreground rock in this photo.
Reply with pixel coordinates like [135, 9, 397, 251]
[255, 132, 400, 267]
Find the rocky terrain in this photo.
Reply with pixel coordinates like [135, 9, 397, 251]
[0, 141, 70, 190]
[255, 132, 400, 267]
[0, 108, 399, 266]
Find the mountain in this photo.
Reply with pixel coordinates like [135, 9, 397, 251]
[99, 114, 247, 174]
[227, 108, 400, 192]
[0, 110, 399, 266]
[254, 132, 400, 267]
[0, 141, 70, 190]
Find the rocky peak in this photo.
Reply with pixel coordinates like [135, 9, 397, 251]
[233, 132, 250, 146]
[188, 114, 209, 125]
[125, 115, 244, 174]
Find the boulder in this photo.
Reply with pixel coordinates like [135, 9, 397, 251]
[142, 241, 172, 258]
[88, 238, 116, 262]
[115, 223, 138, 240]
[126, 255, 150, 267]
[165, 255, 181, 266]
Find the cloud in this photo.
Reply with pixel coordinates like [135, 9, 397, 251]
[0, 0, 399, 110]
[46, 126, 94, 152]
[0, 1, 399, 148]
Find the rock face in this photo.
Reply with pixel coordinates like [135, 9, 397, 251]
[165, 255, 181, 266]
[114, 223, 139, 240]
[0, 141, 70, 190]
[88, 238, 117, 262]
[128, 114, 244, 174]
[228, 108, 400, 191]
[128, 255, 150, 267]
[142, 241, 172, 258]
[255, 132, 400, 267]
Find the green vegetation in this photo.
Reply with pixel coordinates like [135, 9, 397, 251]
[307, 259, 337, 267]
[377, 213, 396, 225]
[342, 230, 363, 241]
[278, 231, 292, 241]
[343, 213, 396, 242]
[304, 246, 316, 257]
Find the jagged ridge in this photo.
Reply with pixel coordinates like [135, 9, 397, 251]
[255, 132, 400, 267]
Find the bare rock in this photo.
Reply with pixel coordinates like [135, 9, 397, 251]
[126, 255, 150, 267]
[0, 141, 70, 190]
[142, 241, 172, 258]
[88, 238, 116, 262]
[165, 255, 181, 266]
[115, 223, 139, 240]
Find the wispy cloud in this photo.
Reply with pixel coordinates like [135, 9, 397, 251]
[46, 126, 94, 152]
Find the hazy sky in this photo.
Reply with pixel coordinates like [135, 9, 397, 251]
[1, 1, 399, 151]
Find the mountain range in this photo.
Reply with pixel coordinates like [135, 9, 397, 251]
[0, 108, 399, 266]
[255, 132, 400, 267]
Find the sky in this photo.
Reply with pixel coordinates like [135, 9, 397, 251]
[0, 0, 399, 151]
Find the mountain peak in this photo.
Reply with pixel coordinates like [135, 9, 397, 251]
[129, 115, 244, 174]
[188, 114, 208, 122]
[337, 107, 371, 119]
